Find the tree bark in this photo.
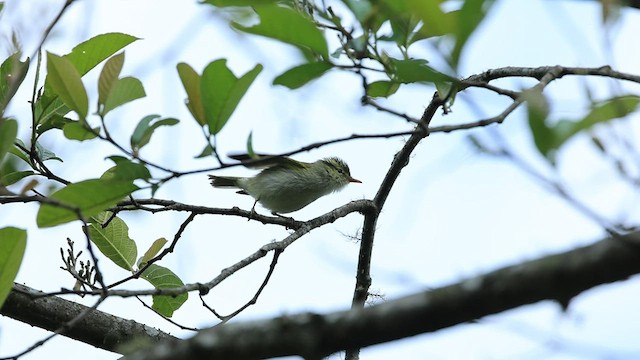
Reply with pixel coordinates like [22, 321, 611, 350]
[1, 283, 177, 354]
[123, 231, 640, 359]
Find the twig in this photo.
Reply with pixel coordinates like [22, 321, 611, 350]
[113, 198, 303, 229]
[28, 0, 75, 61]
[37, 200, 375, 299]
[135, 297, 199, 332]
[362, 97, 421, 123]
[0, 283, 177, 354]
[488, 130, 626, 233]
[164, 131, 417, 179]
[201, 248, 283, 324]
[1, 295, 107, 360]
[107, 212, 198, 289]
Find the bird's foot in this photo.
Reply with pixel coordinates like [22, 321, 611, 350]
[271, 211, 295, 221]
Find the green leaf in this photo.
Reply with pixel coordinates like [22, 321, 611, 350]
[34, 94, 70, 129]
[342, 0, 373, 24]
[367, 81, 400, 98]
[233, 5, 328, 58]
[0, 227, 26, 308]
[64, 33, 139, 77]
[201, 60, 262, 135]
[450, 0, 492, 68]
[46, 52, 89, 119]
[141, 264, 188, 317]
[435, 81, 458, 102]
[246, 131, 256, 158]
[101, 77, 146, 116]
[37, 33, 139, 124]
[177, 63, 206, 126]
[392, 59, 456, 84]
[138, 237, 168, 267]
[87, 212, 137, 271]
[98, 52, 125, 107]
[9, 139, 31, 166]
[346, 35, 368, 57]
[36, 115, 73, 135]
[1, 170, 35, 186]
[386, 15, 421, 47]
[0, 118, 18, 162]
[62, 121, 99, 141]
[524, 89, 553, 160]
[101, 158, 151, 181]
[273, 62, 333, 89]
[227, 64, 263, 122]
[343, 0, 387, 32]
[414, 9, 457, 40]
[130, 115, 179, 153]
[201, 60, 235, 135]
[204, 0, 276, 6]
[194, 143, 214, 159]
[381, 0, 452, 38]
[35, 141, 63, 162]
[533, 95, 640, 162]
[382, 0, 491, 68]
[0, 53, 29, 115]
[106, 155, 129, 163]
[36, 179, 138, 228]
[577, 95, 640, 130]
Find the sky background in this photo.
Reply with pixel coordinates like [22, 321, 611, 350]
[1, 0, 640, 359]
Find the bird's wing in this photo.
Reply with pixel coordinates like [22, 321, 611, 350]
[228, 153, 307, 170]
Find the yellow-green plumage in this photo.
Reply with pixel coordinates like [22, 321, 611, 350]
[208, 156, 361, 214]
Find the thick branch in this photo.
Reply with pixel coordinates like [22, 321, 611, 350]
[124, 231, 640, 360]
[0, 283, 177, 354]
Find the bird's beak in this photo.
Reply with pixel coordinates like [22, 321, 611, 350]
[349, 177, 362, 183]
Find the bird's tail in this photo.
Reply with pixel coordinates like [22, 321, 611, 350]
[208, 175, 241, 188]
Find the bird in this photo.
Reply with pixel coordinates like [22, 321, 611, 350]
[208, 155, 361, 215]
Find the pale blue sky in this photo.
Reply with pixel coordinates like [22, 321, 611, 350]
[1, 1, 640, 359]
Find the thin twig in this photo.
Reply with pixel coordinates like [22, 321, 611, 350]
[135, 297, 199, 332]
[201, 248, 283, 325]
[36, 200, 375, 299]
[0, 295, 106, 360]
[107, 212, 198, 289]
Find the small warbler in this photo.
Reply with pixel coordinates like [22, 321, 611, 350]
[208, 155, 361, 214]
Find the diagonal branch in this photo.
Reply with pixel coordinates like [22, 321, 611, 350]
[350, 92, 442, 309]
[123, 231, 640, 360]
[200, 248, 283, 324]
[38, 199, 376, 299]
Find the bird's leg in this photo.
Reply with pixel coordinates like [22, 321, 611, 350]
[248, 199, 258, 221]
